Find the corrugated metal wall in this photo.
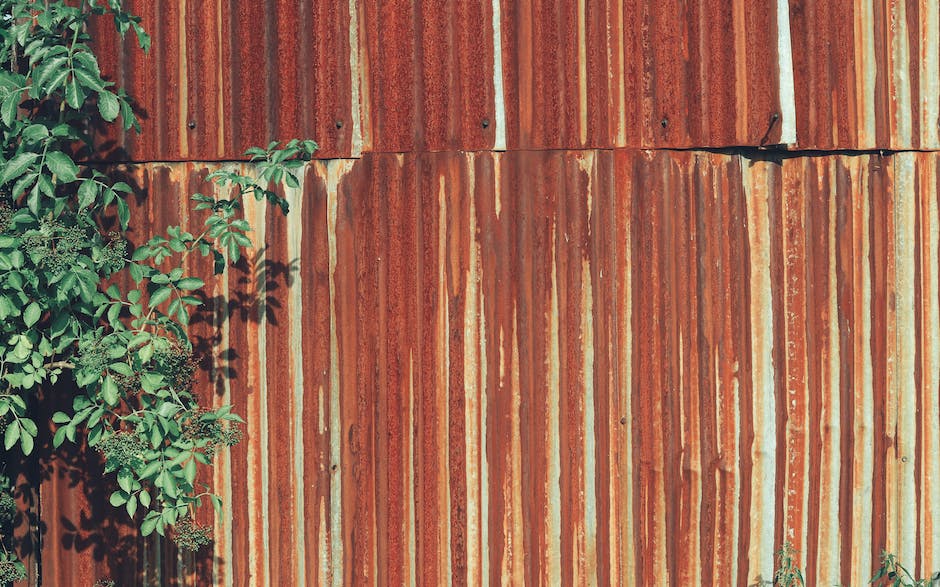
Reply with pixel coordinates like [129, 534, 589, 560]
[20, 1, 940, 586]
[89, 0, 940, 158]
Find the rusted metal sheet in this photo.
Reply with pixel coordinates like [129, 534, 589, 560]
[93, 0, 931, 158]
[787, 0, 940, 149]
[88, 1, 940, 156]
[90, 0, 360, 160]
[26, 150, 940, 585]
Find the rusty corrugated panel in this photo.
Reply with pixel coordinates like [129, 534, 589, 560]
[788, 0, 940, 149]
[90, 0, 360, 160]
[87, 1, 789, 158]
[30, 150, 940, 585]
[85, 1, 940, 157]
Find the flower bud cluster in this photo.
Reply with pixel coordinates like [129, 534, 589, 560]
[172, 516, 212, 551]
[96, 431, 148, 471]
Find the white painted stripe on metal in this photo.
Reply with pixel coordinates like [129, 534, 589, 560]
[817, 161, 841, 586]
[744, 158, 776, 584]
[921, 1, 939, 147]
[855, 0, 877, 147]
[287, 167, 307, 586]
[577, 0, 588, 146]
[895, 152, 917, 562]
[327, 161, 345, 587]
[491, 0, 507, 151]
[890, 2, 913, 146]
[464, 171, 482, 585]
[775, 0, 797, 145]
[349, 0, 364, 156]
[582, 258, 598, 585]
[548, 231, 562, 585]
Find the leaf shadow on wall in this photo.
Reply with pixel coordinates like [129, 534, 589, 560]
[17, 242, 298, 585]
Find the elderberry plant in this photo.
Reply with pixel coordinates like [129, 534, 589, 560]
[0, 0, 315, 569]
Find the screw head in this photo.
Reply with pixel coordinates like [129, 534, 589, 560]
[660, 117, 668, 128]
[481, 118, 490, 128]
[187, 120, 196, 129]
[335, 120, 343, 129]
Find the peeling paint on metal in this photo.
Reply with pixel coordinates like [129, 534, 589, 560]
[776, 0, 797, 144]
[490, 0, 506, 151]
[581, 259, 598, 586]
[855, 0, 878, 147]
[921, 2, 939, 147]
[286, 170, 307, 587]
[348, 0, 364, 157]
[547, 241, 562, 587]
[745, 157, 775, 584]
[325, 161, 344, 587]
[891, 2, 914, 147]
[921, 155, 940, 575]
[177, 0, 189, 158]
[849, 154, 875, 587]
[893, 152, 917, 564]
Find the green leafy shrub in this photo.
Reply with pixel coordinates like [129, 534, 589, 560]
[871, 551, 940, 586]
[764, 542, 940, 586]
[0, 0, 315, 571]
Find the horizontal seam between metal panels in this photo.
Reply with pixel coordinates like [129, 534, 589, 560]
[84, 146, 940, 165]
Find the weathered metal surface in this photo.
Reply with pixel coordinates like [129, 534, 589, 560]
[90, 0, 360, 160]
[29, 150, 940, 585]
[86, 1, 940, 157]
[787, 0, 940, 149]
[79, 1, 931, 158]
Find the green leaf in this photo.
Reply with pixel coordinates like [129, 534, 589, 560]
[20, 419, 37, 437]
[1, 91, 20, 126]
[213, 250, 225, 274]
[109, 491, 128, 507]
[176, 277, 204, 290]
[52, 426, 68, 448]
[77, 179, 98, 209]
[65, 76, 86, 108]
[45, 151, 79, 183]
[107, 303, 121, 326]
[21, 124, 49, 142]
[4, 420, 19, 450]
[0, 152, 38, 185]
[126, 493, 138, 518]
[109, 362, 134, 376]
[157, 403, 181, 419]
[52, 411, 71, 424]
[133, 22, 152, 53]
[149, 286, 171, 308]
[117, 197, 129, 230]
[139, 489, 152, 508]
[141, 514, 158, 536]
[22, 302, 41, 327]
[129, 263, 144, 284]
[119, 98, 137, 131]
[118, 468, 134, 493]
[139, 341, 155, 364]
[101, 376, 120, 406]
[184, 458, 196, 485]
[19, 430, 33, 455]
[141, 372, 165, 393]
[73, 66, 104, 92]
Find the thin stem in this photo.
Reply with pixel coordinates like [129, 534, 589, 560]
[43, 360, 74, 370]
